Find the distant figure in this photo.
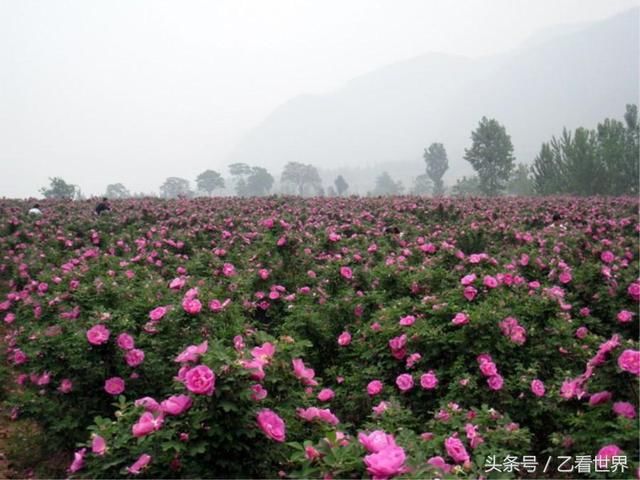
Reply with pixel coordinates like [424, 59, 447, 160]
[28, 203, 42, 216]
[95, 198, 111, 215]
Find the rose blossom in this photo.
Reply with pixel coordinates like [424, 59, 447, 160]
[337, 331, 352, 346]
[257, 409, 286, 442]
[358, 431, 397, 453]
[395, 373, 414, 392]
[125, 349, 145, 367]
[184, 365, 216, 395]
[104, 377, 125, 395]
[87, 324, 110, 345]
[530, 379, 545, 397]
[444, 435, 470, 464]
[161, 395, 193, 416]
[127, 454, 151, 475]
[363, 446, 406, 480]
[618, 349, 640, 376]
[367, 380, 383, 396]
[420, 371, 438, 389]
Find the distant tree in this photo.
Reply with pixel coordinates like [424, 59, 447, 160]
[532, 135, 568, 195]
[532, 105, 639, 196]
[372, 171, 403, 196]
[506, 163, 534, 196]
[598, 104, 639, 195]
[327, 186, 337, 197]
[228, 163, 252, 196]
[196, 170, 225, 196]
[39, 177, 77, 199]
[281, 162, 322, 196]
[564, 127, 602, 195]
[334, 175, 349, 196]
[105, 183, 131, 199]
[160, 177, 192, 199]
[423, 143, 448, 196]
[464, 117, 515, 196]
[245, 167, 274, 196]
[411, 173, 433, 195]
[451, 176, 481, 196]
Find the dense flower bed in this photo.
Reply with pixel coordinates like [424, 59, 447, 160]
[0, 196, 638, 479]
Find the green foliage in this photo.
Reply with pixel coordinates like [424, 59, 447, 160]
[464, 117, 515, 196]
[40, 177, 77, 199]
[423, 142, 449, 196]
[195, 170, 224, 196]
[532, 104, 639, 196]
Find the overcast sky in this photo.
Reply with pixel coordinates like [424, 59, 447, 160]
[1, 0, 637, 198]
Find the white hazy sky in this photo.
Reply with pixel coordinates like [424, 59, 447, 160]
[0, 0, 637, 198]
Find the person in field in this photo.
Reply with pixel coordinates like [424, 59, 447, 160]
[95, 198, 111, 215]
[28, 203, 42, 216]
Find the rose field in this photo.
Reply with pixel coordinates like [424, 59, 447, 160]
[0, 196, 638, 479]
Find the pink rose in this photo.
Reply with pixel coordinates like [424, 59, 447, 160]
[135, 396, 161, 412]
[483, 275, 498, 289]
[395, 373, 414, 392]
[58, 378, 73, 393]
[184, 365, 216, 395]
[250, 384, 268, 401]
[576, 326, 588, 339]
[399, 315, 415, 326]
[257, 408, 286, 442]
[596, 444, 623, 461]
[358, 430, 397, 453]
[420, 371, 438, 389]
[161, 394, 193, 416]
[175, 341, 208, 363]
[628, 282, 640, 301]
[68, 448, 86, 473]
[149, 306, 167, 321]
[617, 310, 634, 323]
[444, 436, 469, 464]
[117, 333, 135, 350]
[104, 377, 125, 395]
[132, 412, 164, 437]
[452, 312, 469, 326]
[487, 374, 504, 391]
[463, 286, 477, 301]
[317, 388, 335, 402]
[91, 435, 106, 455]
[125, 348, 145, 367]
[479, 361, 498, 377]
[612, 401, 636, 419]
[427, 456, 452, 473]
[363, 446, 406, 480]
[339, 266, 353, 280]
[618, 349, 640, 376]
[87, 324, 110, 345]
[530, 379, 545, 397]
[292, 358, 318, 386]
[367, 380, 383, 396]
[182, 297, 202, 315]
[600, 250, 615, 263]
[589, 391, 612, 406]
[338, 331, 352, 346]
[127, 454, 151, 475]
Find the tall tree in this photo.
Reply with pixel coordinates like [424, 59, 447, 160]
[506, 163, 534, 196]
[196, 170, 225, 196]
[228, 163, 251, 196]
[105, 183, 131, 199]
[372, 171, 403, 196]
[281, 162, 322, 196]
[334, 175, 349, 196]
[451, 176, 481, 196]
[39, 177, 77, 199]
[411, 173, 433, 195]
[423, 143, 448, 196]
[464, 117, 515, 196]
[245, 167, 274, 196]
[623, 104, 640, 195]
[159, 177, 192, 199]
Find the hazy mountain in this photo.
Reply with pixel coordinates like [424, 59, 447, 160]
[229, 9, 639, 194]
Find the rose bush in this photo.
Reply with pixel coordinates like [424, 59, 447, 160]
[0, 196, 638, 478]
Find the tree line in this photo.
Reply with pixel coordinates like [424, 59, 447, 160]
[39, 104, 637, 199]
